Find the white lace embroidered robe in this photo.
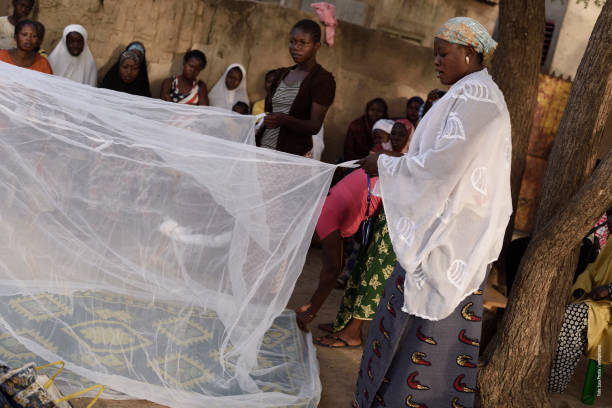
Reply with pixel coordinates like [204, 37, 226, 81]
[376, 69, 513, 320]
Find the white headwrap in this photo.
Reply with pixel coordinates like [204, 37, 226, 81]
[208, 63, 250, 111]
[49, 25, 97, 87]
[372, 119, 394, 134]
[376, 69, 512, 320]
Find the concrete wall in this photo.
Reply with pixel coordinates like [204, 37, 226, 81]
[549, 0, 601, 79]
[543, 0, 568, 74]
[34, 0, 443, 162]
[261, 0, 498, 47]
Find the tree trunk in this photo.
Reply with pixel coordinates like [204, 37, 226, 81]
[478, 2, 612, 406]
[491, 0, 545, 238]
[489, 0, 545, 287]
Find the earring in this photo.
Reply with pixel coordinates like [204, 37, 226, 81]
[465, 55, 470, 65]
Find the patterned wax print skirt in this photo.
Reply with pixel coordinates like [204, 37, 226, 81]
[353, 263, 486, 408]
[333, 211, 396, 331]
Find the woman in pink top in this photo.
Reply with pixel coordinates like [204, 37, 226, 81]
[296, 120, 414, 332]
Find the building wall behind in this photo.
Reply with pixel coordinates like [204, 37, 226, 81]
[548, 0, 601, 79]
[35, 0, 443, 162]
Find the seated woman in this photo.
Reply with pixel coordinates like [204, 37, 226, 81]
[0, 19, 52, 74]
[548, 241, 612, 393]
[100, 41, 151, 97]
[257, 19, 335, 157]
[370, 119, 395, 153]
[251, 69, 276, 116]
[209, 63, 250, 111]
[405, 95, 424, 127]
[314, 121, 414, 348]
[48, 24, 97, 86]
[100, 50, 150, 96]
[160, 49, 208, 105]
[0, 0, 34, 49]
[295, 121, 414, 333]
[343, 98, 388, 161]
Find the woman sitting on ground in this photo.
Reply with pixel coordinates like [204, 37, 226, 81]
[0, 0, 34, 50]
[314, 121, 414, 348]
[257, 19, 335, 157]
[100, 50, 149, 96]
[209, 63, 250, 111]
[295, 121, 414, 333]
[101, 41, 151, 97]
[48, 24, 97, 86]
[343, 98, 388, 161]
[0, 19, 52, 74]
[160, 49, 208, 105]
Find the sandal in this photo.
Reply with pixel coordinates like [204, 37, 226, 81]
[314, 334, 361, 348]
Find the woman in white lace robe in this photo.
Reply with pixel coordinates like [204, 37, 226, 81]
[352, 17, 512, 408]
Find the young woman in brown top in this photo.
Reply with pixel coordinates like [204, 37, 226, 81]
[257, 19, 336, 157]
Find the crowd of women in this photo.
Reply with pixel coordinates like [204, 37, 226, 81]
[1, 1, 610, 406]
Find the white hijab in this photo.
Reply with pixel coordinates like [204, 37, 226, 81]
[208, 63, 249, 111]
[376, 69, 512, 320]
[49, 25, 97, 86]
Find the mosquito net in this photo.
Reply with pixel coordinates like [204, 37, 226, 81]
[0, 62, 336, 407]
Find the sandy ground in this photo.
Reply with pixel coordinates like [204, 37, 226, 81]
[72, 247, 611, 407]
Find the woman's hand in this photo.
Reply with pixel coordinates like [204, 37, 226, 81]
[359, 153, 380, 177]
[264, 113, 289, 129]
[588, 285, 611, 300]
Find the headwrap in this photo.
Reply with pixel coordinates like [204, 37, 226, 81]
[436, 17, 497, 64]
[127, 42, 145, 56]
[120, 50, 141, 65]
[208, 63, 250, 111]
[100, 46, 151, 97]
[372, 119, 394, 134]
[48, 24, 97, 87]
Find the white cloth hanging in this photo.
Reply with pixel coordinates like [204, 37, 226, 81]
[48, 24, 97, 86]
[208, 63, 250, 111]
[376, 69, 513, 320]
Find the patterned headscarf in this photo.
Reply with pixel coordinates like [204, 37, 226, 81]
[120, 50, 141, 65]
[436, 17, 497, 64]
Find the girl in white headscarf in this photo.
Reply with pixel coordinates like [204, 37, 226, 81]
[208, 63, 249, 111]
[48, 24, 97, 86]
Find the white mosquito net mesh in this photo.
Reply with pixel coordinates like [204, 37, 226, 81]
[0, 62, 335, 407]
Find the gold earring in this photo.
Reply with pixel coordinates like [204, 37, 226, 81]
[465, 55, 470, 65]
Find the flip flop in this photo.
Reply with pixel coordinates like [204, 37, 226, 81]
[317, 322, 334, 333]
[314, 334, 361, 348]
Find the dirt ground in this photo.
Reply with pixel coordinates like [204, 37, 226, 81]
[72, 248, 611, 408]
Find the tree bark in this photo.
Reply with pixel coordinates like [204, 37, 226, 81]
[478, 2, 612, 406]
[489, 0, 545, 288]
[491, 0, 545, 241]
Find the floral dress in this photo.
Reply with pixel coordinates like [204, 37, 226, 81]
[333, 210, 396, 331]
